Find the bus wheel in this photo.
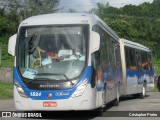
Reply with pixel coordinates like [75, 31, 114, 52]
[141, 81, 147, 99]
[133, 93, 141, 98]
[97, 107, 103, 116]
[114, 85, 120, 106]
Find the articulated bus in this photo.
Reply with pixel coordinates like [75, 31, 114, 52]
[8, 13, 154, 112]
[120, 39, 154, 98]
[8, 13, 122, 111]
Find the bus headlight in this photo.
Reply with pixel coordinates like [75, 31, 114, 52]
[71, 78, 88, 98]
[15, 80, 28, 98]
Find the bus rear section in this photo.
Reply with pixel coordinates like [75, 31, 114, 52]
[120, 39, 154, 97]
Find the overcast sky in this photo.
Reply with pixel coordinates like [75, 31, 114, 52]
[58, 0, 154, 12]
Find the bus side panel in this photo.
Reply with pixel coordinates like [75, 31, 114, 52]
[142, 70, 154, 91]
[95, 66, 117, 106]
[125, 69, 154, 95]
[126, 69, 142, 95]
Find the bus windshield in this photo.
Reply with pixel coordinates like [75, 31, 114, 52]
[17, 25, 88, 82]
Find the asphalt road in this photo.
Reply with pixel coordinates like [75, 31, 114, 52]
[0, 92, 160, 120]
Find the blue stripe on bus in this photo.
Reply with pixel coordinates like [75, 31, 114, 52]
[13, 66, 91, 100]
[96, 67, 123, 91]
[126, 69, 154, 85]
[127, 69, 154, 76]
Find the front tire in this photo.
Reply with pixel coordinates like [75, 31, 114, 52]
[97, 107, 103, 116]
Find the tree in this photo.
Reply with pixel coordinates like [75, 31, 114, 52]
[0, 0, 59, 23]
[93, 0, 160, 72]
[0, 0, 60, 66]
[0, 17, 17, 43]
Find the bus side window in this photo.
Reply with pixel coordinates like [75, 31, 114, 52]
[125, 47, 130, 69]
[129, 48, 137, 70]
[141, 52, 148, 70]
[136, 51, 142, 70]
[108, 38, 116, 68]
[115, 44, 121, 67]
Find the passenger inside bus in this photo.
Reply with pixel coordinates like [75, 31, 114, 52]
[35, 34, 86, 64]
[32, 35, 59, 67]
[58, 44, 84, 61]
[130, 66, 137, 70]
[141, 59, 152, 71]
[58, 34, 85, 61]
[38, 40, 59, 60]
[58, 40, 73, 60]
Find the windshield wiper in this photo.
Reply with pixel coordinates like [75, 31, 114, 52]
[25, 78, 52, 85]
[63, 74, 74, 86]
[35, 73, 74, 86]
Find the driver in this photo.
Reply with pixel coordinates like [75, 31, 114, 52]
[45, 44, 59, 60]
[38, 41, 59, 60]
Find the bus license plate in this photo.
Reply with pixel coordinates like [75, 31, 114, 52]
[43, 102, 57, 107]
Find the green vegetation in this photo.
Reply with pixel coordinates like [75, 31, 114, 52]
[0, 0, 59, 67]
[153, 85, 160, 92]
[0, 82, 13, 99]
[0, 0, 160, 74]
[154, 59, 160, 74]
[91, 0, 160, 73]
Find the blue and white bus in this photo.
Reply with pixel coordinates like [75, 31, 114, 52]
[8, 13, 122, 111]
[120, 39, 154, 98]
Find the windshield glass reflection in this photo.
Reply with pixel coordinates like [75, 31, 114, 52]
[17, 25, 88, 81]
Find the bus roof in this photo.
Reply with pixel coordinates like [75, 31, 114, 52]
[21, 13, 93, 26]
[20, 13, 119, 39]
[121, 38, 151, 52]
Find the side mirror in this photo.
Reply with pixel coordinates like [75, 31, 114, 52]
[91, 31, 100, 53]
[8, 34, 17, 56]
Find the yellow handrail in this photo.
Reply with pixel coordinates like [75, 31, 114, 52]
[32, 47, 42, 68]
